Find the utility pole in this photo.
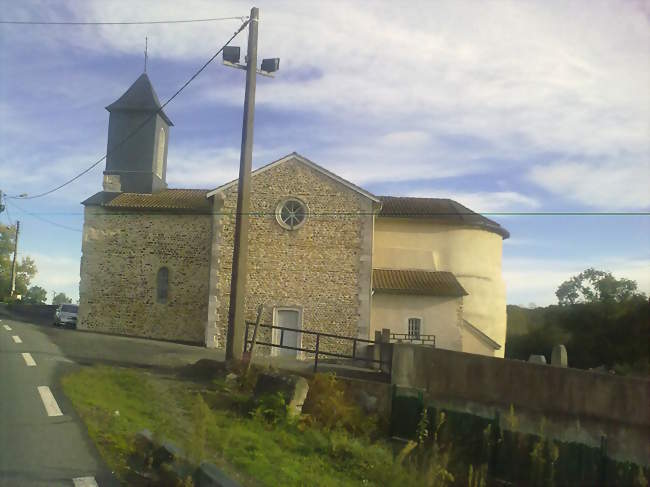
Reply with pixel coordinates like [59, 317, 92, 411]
[226, 7, 259, 362]
[9, 220, 20, 297]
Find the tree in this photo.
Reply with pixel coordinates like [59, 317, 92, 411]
[0, 223, 38, 301]
[52, 292, 72, 305]
[23, 286, 48, 304]
[556, 268, 641, 305]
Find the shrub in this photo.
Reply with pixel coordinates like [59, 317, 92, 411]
[302, 373, 376, 435]
[250, 392, 287, 425]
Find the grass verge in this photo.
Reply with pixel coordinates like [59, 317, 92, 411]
[61, 365, 417, 486]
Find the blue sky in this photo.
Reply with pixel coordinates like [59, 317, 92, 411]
[1, 0, 648, 305]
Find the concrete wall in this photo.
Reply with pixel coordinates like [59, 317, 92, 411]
[374, 218, 507, 356]
[208, 156, 375, 353]
[391, 344, 650, 465]
[371, 293, 463, 351]
[78, 206, 211, 343]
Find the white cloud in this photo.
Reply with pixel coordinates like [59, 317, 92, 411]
[527, 160, 650, 210]
[53, 0, 646, 207]
[2, 0, 647, 210]
[405, 189, 540, 213]
[27, 252, 80, 302]
[504, 255, 650, 305]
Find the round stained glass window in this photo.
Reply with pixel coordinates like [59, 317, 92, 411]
[276, 198, 308, 230]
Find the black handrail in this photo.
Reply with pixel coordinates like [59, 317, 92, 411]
[244, 321, 391, 374]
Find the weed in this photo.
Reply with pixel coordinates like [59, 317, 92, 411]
[302, 373, 377, 435]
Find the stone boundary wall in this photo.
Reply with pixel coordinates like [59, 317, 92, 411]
[6, 303, 57, 322]
[391, 344, 650, 465]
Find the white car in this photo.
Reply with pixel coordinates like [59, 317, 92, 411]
[54, 304, 78, 328]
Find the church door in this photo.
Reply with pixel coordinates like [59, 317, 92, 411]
[272, 308, 301, 358]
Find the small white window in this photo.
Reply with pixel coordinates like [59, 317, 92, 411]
[276, 198, 308, 230]
[408, 318, 421, 339]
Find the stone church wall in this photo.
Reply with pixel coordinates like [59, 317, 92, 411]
[209, 158, 374, 354]
[78, 206, 211, 343]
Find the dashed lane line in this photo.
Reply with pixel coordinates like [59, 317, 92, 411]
[3, 324, 11, 331]
[12, 335, 22, 344]
[73, 476, 99, 487]
[37, 386, 63, 417]
[22, 352, 37, 367]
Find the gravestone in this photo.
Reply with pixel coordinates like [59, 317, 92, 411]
[528, 354, 547, 365]
[253, 372, 309, 417]
[551, 344, 568, 367]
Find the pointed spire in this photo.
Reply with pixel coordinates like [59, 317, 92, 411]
[106, 73, 173, 126]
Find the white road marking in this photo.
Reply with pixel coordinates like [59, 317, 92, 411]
[12, 335, 22, 344]
[3, 324, 11, 331]
[22, 352, 36, 367]
[37, 386, 63, 417]
[72, 477, 99, 487]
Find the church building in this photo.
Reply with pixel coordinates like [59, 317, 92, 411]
[78, 73, 509, 357]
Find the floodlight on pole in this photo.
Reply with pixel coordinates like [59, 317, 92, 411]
[223, 48, 279, 77]
[260, 58, 279, 74]
[223, 46, 241, 64]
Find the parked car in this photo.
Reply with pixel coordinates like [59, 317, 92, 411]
[53, 304, 78, 328]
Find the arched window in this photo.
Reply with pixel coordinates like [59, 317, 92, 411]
[156, 267, 169, 303]
[155, 127, 166, 178]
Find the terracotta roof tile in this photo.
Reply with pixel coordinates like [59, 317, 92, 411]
[373, 269, 468, 297]
[378, 196, 509, 239]
[85, 189, 211, 211]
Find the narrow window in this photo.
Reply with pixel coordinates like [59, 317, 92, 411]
[155, 127, 166, 178]
[156, 267, 169, 303]
[408, 318, 421, 339]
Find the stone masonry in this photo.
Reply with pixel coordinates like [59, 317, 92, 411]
[78, 206, 211, 343]
[207, 157, 376, 354]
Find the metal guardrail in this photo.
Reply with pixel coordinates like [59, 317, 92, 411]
[244, 321, 391, 373]
[390, 333, 436, 346]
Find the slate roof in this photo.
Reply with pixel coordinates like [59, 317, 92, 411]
[372, 269, 468, 297]
[105, 73, 173, 125]
[378, 196, 510, 239]
[82, 189, 211, 211]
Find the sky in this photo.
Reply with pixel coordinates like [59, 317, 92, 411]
[0, 0, 648, 306]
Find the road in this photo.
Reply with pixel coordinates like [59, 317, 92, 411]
[0, 316, 119, 486]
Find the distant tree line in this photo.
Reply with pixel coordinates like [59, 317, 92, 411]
[1, 223, 73, 305]
[506, 269, 649, 376]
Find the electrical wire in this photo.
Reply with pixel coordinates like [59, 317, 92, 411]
[0, 16, 248, 25]
[6, 17, 250, 201]
[6, 199, 81, 232]
[2, 210, 648, 217]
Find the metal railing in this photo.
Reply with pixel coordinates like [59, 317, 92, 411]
[244, 321, 391, 373]
[390, 332, 436, 346]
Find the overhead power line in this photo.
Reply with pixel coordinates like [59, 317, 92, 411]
[5, 199, 81, 232]
[7, 17, 250, 201]
[0, 16, 248, 25]
[5, 210, 650, 217]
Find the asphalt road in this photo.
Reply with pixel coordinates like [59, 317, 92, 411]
[0, 316, 120, 486]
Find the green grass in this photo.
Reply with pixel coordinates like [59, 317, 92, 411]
[62, 365, 417, 486]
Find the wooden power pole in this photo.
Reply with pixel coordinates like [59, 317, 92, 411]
[226, 7, 259, 362]
[9, 220, 20, 297]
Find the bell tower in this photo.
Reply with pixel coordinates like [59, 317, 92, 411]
[103, 73, 173, 193]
